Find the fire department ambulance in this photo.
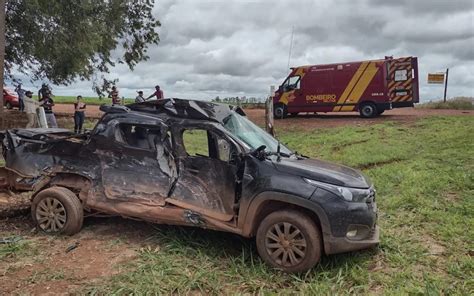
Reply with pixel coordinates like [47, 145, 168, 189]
[273, 56, 419, 118]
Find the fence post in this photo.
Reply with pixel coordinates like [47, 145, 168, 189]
[443, 68, 449, 103]
[0, 0, 6, 130]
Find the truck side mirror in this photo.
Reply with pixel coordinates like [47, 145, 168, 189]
[251, 145, 267, 160]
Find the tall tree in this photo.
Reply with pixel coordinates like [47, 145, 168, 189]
[5, 0, 160, 95]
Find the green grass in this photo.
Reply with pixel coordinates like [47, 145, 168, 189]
[0, 239, 36, 259]
[183, 129, 210, 156]
[34, 95, 135, 105]
[417, 97, 474, 110]
[88, 115, 473, 295]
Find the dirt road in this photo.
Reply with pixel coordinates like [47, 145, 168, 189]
[52, 103, 473, 129]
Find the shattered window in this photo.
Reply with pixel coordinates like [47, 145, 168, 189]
[183, 129, 209, 157]
[116, 124, 162, 151]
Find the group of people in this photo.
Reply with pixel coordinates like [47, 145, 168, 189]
[108, 85, 164, 105]
[12, 83, 164, 133]
[15, 83, 59, 129]
[135, 85, 164, 103]
[14, 83, 86, 133]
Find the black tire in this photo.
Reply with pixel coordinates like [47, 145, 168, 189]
[5, 102, 12, 109]
[31, 186, 83, 235]
[273, 104, 287, 119]
[359, 102, 377, 118]
[256, 210, 322, 273]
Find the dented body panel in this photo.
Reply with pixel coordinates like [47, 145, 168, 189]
[0, 99, 379, 255]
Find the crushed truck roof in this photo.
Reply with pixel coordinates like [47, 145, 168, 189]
[100, 98, 246, 123]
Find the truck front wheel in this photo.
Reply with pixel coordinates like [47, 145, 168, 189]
[274, 104, 287, 119]
[256, 210, 322, 273]
[359, 103, 377, 118]
[31, 187, 84, 235]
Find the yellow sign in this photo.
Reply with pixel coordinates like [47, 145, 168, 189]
[428, 73, 445, 84]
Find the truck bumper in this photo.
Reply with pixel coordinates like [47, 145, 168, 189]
[324, 225, 380, 255]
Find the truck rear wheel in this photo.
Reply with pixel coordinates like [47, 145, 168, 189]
[274, 104, 287, 119]
[31, 187, 83, 235]
[5, 102, 12, 109]
[256, 210, 322, 273]
[359, 103, 377, 118]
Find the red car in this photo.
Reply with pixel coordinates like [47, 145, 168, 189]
[3, 88, 19, 109]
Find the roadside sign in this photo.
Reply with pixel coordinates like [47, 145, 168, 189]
[428, 73, 445, 84]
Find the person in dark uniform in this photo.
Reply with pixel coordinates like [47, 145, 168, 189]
[38, 83, 50, 100]
[74, 95, 86, 133]
[39, 92, 57, 128]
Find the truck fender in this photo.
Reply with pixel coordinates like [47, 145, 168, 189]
[33, 173, 92, 201]
[241, 191, 331, 239]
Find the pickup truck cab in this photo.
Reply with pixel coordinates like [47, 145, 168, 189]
[0, 99, 379, 273]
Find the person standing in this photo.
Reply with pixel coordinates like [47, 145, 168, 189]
[40, 92, 58, 128]
[15, 84, 26, 112]
[38, 83, 50, 100]
[135, 91, 146, 103]
[147, 85, 164, 100]
[74, 95, 86, 133]
[109, 86, 121, 105]
[23, 91, 39, 128]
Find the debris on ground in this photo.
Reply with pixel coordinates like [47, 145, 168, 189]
[65, 241, 80, 253]
[0, 235, 23, 244]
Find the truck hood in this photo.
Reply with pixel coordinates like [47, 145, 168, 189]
[272, 157, 371, 189]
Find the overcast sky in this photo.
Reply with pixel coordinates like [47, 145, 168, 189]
[9, 0, 474, 101]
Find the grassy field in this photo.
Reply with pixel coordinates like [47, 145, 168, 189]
[417, 97, 474, 110]
[39, 95, 135, 105]
[1, 115, 473, 294]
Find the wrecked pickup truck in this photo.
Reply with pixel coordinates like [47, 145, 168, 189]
[0, 99, 379, 273]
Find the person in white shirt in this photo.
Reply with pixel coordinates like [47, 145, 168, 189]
[135, 91, 146, 103]
[23, 91, 39, 128]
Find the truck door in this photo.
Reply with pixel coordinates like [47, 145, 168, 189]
[98, 122, 176, 206]
[168, 127, 240, 222]
[387, 57, 415, 103]
[273, 67, 309, 117]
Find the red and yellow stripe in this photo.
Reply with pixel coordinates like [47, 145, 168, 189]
[388, 57, 413, 102]
[333, 61, 379, 112]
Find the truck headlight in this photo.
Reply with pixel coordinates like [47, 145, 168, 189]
[303, 178, 371, 202]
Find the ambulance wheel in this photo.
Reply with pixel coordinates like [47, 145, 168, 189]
[274, 104, 288, 119]
[359, 103, 377, 118]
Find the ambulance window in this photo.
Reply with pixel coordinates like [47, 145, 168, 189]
[394, 69, 407, 81]
[284, 75, 300, 91]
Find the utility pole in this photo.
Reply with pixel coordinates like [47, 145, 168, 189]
[0, 0, 5, 129]
[443, 68, 449, 103]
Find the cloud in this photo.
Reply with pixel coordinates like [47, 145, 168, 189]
[9, 0, 474, 101]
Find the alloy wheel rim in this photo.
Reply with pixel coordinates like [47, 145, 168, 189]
[265, 222, 307, 267]
[36, 197, 67, 232]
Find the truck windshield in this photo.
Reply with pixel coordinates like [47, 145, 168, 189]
[223, 112, 292, 155]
